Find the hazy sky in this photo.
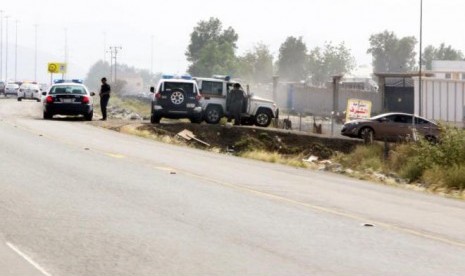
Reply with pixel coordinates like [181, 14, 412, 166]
[0, 0, 464, 82]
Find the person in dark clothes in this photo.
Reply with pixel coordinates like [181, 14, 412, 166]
[227, 83, 246, 125]
[99, 77, 111, 120]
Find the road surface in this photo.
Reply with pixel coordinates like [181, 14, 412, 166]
[1, 98, 465, 276]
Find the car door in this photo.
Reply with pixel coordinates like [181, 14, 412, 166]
[388, 114, 414, 140]
[374, 114, 412, 140]
[415, 117, 438, 138]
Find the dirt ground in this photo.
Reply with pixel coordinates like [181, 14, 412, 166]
[89, 119, 363, 159]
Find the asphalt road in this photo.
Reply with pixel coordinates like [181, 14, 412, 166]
[1, 98, 465, 276]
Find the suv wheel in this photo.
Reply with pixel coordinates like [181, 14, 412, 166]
[205, 105, 222, 124]
[170, 89, 185, 105]
[254, 109, 272, 127]
[151, 114, 161, 124]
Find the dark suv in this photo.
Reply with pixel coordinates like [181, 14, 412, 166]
[150, 76, 203, 123]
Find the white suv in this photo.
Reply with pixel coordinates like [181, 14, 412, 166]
[195, 76, 279, 127]
[149, 75, 203, 124]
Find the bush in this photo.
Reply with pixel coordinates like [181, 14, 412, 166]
[398, 157, 424, 182]
[423, 165, 465, 191]
[336, 144, 384, 171]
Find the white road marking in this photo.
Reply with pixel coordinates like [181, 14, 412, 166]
[6, 242, 53, 276]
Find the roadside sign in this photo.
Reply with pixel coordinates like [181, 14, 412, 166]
[48, 62, 67, 74]
[346, 99, 372, 121]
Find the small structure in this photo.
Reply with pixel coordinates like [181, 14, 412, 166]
[375, 72, 434, 114]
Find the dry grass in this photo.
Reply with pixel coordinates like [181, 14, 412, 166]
[119, 125, 183, 146]
[240, 150, 308, 168]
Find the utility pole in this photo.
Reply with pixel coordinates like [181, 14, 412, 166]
[5, 15, 9, 82]
[34, 24, 38, 82]
[418, 0, 423, 117]
[106, 47, 113, 82]
[103, 32, 106, 63]
[64, 27, 68, 79]
[150, 35, 154, 75]
[14, 20, 18, 82]
[0, 10, 3, 81]
[108, 46, 122, 83]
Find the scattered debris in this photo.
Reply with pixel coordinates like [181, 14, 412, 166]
[374, 173, 387, 182]
[344, 168, 354, 174]
[176, 129, 210, 147]
[302, 155, 319, 163]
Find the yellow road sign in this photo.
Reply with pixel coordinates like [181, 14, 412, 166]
[48, 62, 66, 74]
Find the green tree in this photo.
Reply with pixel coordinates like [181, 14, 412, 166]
[85, 60, 160, 94]
[367, 31, 417, 73]
[277, 36, 308, 81]
[424, 43, 464, 70]
[308, 42, 355, 86]
[84, 60, 111, 91]
[186, 17, 239, 76]
[237, 43, 274, 83]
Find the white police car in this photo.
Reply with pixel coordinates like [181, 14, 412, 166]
[42, 79, 95, 120]
[17, 82, 42, 102]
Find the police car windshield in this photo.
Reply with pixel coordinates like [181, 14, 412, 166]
[50, 85, 86, 95]
[163, 82, 195, 94]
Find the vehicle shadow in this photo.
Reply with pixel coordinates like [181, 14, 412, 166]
[33, 116, 90, 122]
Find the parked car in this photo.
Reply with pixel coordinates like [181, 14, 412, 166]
[18, 83, 41, 101]
[42, 80, 95, 120]
[341, 112, 440, 142]
[5, 83, 20, 96]
[195, 76, 279, 127]
[149, 75, 203, 124]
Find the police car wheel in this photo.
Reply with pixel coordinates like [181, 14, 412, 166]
[205, 106, 222, 124]
[255, 110, 272, 127]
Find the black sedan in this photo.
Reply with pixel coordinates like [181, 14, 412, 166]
[43, 82, 95, 120]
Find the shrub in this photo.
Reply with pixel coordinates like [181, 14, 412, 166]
[336, 144, 384, 171]
[423, 165, 465, 191]
[399, 157, 424, 182]
[387, 143, 417, 172]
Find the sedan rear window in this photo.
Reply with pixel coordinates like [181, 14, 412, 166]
[50, 85, 86, 95]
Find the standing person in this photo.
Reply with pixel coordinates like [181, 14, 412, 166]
[99, 77, 111, 121]
[227, 83, 246, 125]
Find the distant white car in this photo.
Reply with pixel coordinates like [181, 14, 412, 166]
[5, 83, 19, 96]
[18, 83, 41, 102]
